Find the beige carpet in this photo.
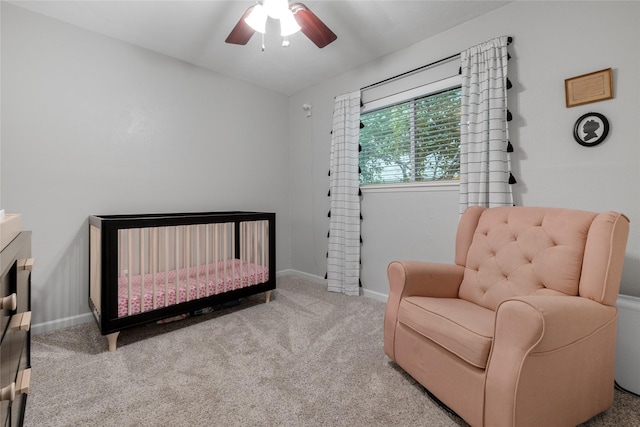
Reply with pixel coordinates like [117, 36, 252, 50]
[25, 275, 639, 426]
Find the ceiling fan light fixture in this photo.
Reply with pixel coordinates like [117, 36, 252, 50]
[264, 0, 289, 19]
[244, 4, 268, 33]
[280, 9, 301, 36]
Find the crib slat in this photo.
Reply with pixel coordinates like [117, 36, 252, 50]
[139, 228, 144, 313]
[152, 228, 158, 310]
[232, 223, 236, 290]
[164, 227, 169, 308]
[223, 224, 228, 291]
[175, 226, 180, 305]
[254, 221, 259, 286]
[128, 229, 133, 316]
[205, 224, 210, 297]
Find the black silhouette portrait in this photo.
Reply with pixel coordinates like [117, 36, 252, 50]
[582, 119, 600, 141]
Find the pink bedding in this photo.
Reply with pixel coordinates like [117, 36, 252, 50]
[117, 259, 268, 317]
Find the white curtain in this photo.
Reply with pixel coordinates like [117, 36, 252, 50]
[327, 90, 361, 296]
[459, 36, 513, 214]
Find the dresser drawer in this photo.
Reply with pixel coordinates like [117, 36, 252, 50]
[0, 325, 29, 398]
[0, 232, 31, 427]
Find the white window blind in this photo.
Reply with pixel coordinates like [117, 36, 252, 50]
[359, 77, 461, 185]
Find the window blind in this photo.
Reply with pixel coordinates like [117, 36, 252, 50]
[359, 85, 461, 184]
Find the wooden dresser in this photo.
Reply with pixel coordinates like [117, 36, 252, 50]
[0, 231, 32, 427]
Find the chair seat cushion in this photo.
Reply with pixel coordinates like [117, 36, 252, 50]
[398, 297, 495, 369]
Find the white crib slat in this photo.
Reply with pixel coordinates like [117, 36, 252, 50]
[205, 224, 210, 297]
[139, 228, 144, 313]
[262, 221, 267, 279]
[232, 223, 236, 290]
[223, 224, 228, 291]
[175, 226, 180, 305]
[254, 221, 258, 286]
[119, 229, 125, 279]
[164, 227, 169, 308]
[152, 228, 158, 310]
[215, 224, 220, 294]
[196, 224, 200, 299]
[127, 229, 133, 316]
[186, 225, 190, 302]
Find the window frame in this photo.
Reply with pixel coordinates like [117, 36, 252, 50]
[360, 74, 462, 188]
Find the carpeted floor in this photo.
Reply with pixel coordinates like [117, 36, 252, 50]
[25, 275, 640, 426]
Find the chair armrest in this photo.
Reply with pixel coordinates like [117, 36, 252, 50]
[384, 261, 464, 360]
[485, 296, 618, 427]
[387, 261, 464, 299]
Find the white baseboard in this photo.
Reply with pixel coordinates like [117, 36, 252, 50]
[279, 269, 389, 302]
[362, 288, 389, 303]
[31, 312, 94, 335]
[276, 269, 326, 284]
[32, 269, 387, 335]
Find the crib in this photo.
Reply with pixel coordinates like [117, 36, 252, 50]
[89, 211, 275, 351]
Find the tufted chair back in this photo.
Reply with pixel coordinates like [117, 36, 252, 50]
[456, 206, 628, 311]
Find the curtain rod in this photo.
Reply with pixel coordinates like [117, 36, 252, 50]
[361, 36, 512, 92]
[360, 52, 460, 91]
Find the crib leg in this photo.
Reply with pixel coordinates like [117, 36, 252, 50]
[265, 290, 272, 303]
[107, 332, 120, 352]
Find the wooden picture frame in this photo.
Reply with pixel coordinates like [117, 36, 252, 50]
[565, 68, 613, 108]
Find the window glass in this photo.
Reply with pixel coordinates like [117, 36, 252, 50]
[359, 85, 461, 185]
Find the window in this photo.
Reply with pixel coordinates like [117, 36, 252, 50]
[359, 81, 461, 185]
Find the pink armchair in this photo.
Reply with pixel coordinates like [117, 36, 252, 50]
[384, 206, 629, 427]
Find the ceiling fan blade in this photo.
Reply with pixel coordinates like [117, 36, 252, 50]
[291, 3, 337, 48]
[225, 5, 256, 45]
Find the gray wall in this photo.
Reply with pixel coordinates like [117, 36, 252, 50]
[2, 1, 639, 332]
[1, 3, 292, 331]
[288, 1, 640, 300]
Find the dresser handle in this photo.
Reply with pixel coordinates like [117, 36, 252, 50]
[16, 369, 31, 394]
[0, 383, 15, 401]
[18, 258, 35, 272]
[0, 293, 17, 310]
[8, 312, 31, 332]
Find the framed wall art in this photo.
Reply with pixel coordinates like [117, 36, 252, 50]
[573, 112, 609, 147]
[565, 68, 613, 108]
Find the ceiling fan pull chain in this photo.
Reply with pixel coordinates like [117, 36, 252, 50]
[261, 32, 265, 51]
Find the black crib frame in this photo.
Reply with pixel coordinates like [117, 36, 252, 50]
[89, 211, 275, 346]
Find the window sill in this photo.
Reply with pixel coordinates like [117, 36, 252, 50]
[361, 180, 460, 193]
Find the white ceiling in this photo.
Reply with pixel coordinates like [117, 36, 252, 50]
[8, 0, 510, 95]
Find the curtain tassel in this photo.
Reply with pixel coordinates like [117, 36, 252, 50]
[358, 188, 362, 196]
[327, 189, 331, 197]
[328, 170, 331, 176]
[509, 172, 517, 184]
[327, 210, 331, 218]
[360, 121, 364, 129]
[327, 230, 330, 238]
[507, 140, 514, 152]
[506, 78, 513, 89]
[325, 272, 328, 279]
[507, 110, 513, 121]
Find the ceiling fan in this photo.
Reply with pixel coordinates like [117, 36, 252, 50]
[225, 0, 337, 49]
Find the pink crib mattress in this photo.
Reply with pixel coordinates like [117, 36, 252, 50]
[117, 259, 268, 317]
